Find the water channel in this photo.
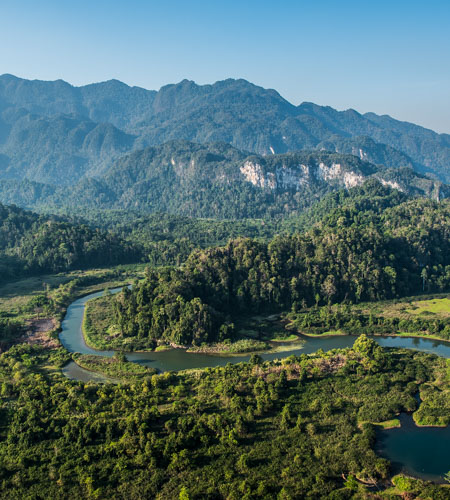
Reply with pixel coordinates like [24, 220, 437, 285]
[59, 287, 450, 482]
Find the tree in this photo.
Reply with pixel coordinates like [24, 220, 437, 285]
[179, 486, 190, 500]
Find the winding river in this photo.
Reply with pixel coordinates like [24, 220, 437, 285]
[59, 288, 450, 482]
[60, 288, 450, 379]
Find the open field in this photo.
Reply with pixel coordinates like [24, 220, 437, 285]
[0, 265, 145, 315]
[358, 294, 450, 320]
[0, 265, 145, 350]
[286, 293, 450, 341]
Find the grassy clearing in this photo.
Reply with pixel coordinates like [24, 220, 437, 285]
[0, 266, 143, 352]
[299, 330, 347, 338]
[358, 294, 450, 320]
[0, 266, 143, 317]
[286, 293, 450, 341]
[270, 334, 299, 342]
[155, 345, 172, 352]
[373, 418, 401, 429]
[406, 297, 450, 316]
[0, 274, 72, 316]
[358, 418, 400, 429]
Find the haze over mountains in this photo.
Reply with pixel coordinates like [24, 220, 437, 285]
[0, 73, 448, 216]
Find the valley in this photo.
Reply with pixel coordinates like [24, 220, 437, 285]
[0, 75, 449, 499]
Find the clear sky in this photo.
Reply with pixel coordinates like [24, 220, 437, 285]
[1, 0, 449, 133]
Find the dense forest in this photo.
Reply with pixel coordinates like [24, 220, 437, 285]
[0, 338, 448, 499]
[0, 140, 447, 217]
[0, 72, 449, 500]
[0, 204, 141, 285]
[113, 197, 450, 346]
[0, 180, 414, 284]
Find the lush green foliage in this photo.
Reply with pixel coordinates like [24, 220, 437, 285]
[0, 180, 416, 286]
[73, 353, 157, 380]
[0, 340, 448, 499]
[2, 141, 446, 218]
[1, 75, 449, 185]
[0, 203, 142, 285]
[113, 198, 450, 346]
[287, 297, 450, 340]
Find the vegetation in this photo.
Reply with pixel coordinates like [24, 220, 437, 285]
[0, 180, 417, 285]
[413, 359, 450, 427]
[112, 198, 450, 347]
[1, 75, 449, 500]
[5, 142, 445, 218]
[0, 337, 449, 498]
[287, 294, 450, 341]
[0, 203, 142, 285]
[1, 74, 449, 190]
[186, 339, 270, 355]
[83, 294, 133, 351]
[0, 266, 141, 351]
[72, 353, 157, 380]
[385, 474, 449, 498]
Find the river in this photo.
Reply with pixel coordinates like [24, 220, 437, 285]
[59, 287, 450, 482]
[60, 287, 450, 378]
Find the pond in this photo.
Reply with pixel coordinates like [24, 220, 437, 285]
[376, 412, 450, 483]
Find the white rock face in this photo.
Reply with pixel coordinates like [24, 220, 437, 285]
[378, 178, 404, 192]
[240, 161, 276, 189]
[317, 162, 365, 188]
[351, 147, 369, 161]
[239, 160, 412, 196]
[240, 160, 365, 191]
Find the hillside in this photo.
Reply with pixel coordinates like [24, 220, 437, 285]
[113, 197, 450, 347]
[0, 74, 449, 185]
[0, 203, 141, 284]
[0, 141, 447, 218]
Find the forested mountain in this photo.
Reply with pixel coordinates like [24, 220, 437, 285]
[0, 74, 449, 185]
[0, 203, 140, 284]
[0, 180, 415, 285]
[0, 109, 136, 184]
[113, 197, 450, 346]
[0, 141, 446, 218]
[316, 135, 417, 170]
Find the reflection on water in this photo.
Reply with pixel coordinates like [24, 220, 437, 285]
[62, 360, 118, 384]
[60, 288, 450, 483]
[60, 288, 450, 378]
[376, 413, 450, 483]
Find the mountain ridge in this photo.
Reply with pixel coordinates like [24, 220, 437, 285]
[0, 141, 446, 218]
[0, 74, 448, 185]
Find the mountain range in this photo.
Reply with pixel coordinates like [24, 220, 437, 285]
[0, 74, 448, 215]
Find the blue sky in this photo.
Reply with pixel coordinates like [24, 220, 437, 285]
[1, 0, 449, 132]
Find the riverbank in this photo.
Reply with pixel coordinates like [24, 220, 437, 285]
[2, 336, 449, 498]
[284, 294, 450, 342]
[0, 267, 142, 354]
[72, 353, 157, 379]
[82, 293, 305, 356]
[186, 339, 270, 355]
